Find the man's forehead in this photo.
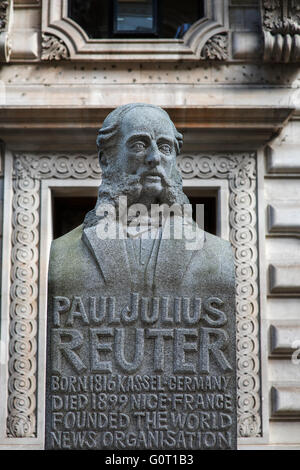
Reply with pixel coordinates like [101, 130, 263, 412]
[120, 107, 174, 135]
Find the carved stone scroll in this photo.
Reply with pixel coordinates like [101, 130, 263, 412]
[41, 33, 70, 61]
[200, 33, 228, 61]
[261, 0, 300, 62]
[7, 152, 261, 439]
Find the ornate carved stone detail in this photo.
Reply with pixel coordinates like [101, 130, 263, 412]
[262, 0, 300, 62]
[41, 33, 70, 61]
[7, 173, 39, 437]
[13, 153, 101, 180]
[8, 152, 260, 439]
[238, 413, 261, 438]
[7, 153, 99, 437]
[200, 33, 228, 61]
[0, 0, 12, 62]
[262, 0, 281, 31]
[0, 0, 9, 30]
[177, 153, 261, 438]
[263, 0, 300, 29]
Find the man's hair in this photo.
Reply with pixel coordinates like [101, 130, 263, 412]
[96, 103, 183, 162]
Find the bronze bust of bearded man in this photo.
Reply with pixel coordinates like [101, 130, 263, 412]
[45, 103, 236, 451]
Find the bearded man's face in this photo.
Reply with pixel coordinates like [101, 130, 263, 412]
[112, 107, 178, 204]
[84, 107, 189, 228]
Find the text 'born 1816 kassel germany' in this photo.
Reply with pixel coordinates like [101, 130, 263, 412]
[45, 103, 237, 450]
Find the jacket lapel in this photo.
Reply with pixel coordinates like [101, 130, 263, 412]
[154, 217, 206, 290]
[82, 225, 131, 288]
[82, 218, 205, 291]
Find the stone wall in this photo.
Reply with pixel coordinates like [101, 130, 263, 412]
[0, 0, 300, 449]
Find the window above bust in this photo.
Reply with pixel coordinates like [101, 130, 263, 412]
[41, 0, 263, 62]
[68, 0, 204, 39]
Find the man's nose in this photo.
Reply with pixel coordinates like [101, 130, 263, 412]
[145, 145, 161, 168]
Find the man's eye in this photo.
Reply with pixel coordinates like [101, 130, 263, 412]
[159, 144, 172, 154]
[132, 142, 146, 152]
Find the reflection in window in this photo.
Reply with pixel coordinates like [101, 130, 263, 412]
[114, 0, 156, 36]
[68, 0, 204, 39]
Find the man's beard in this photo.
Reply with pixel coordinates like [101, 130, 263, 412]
[83, 166, 190, 228]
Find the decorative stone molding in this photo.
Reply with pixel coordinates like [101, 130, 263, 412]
[7, 153, 100, 438]
[183, 1, 229, 59]
[7, 168, 39, 437]
[6, 151, 261, 440]
[261, 0, 300, 62]
[0, 0, 13, 62]
[177, 152, 261, 438]
[14, 153, 101, 180]
[41, 33, 69, 60]
[41, 0, 230, 62]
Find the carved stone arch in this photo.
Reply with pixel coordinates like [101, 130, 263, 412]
[41, 0, 230, 61]
[41, 0, 83, 59]
[183, 0, 229, 59]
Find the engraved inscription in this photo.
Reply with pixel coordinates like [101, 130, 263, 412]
[51, 294, 231, 375]
[46, 293, 235, 450]
[48, 372, 233, 449]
